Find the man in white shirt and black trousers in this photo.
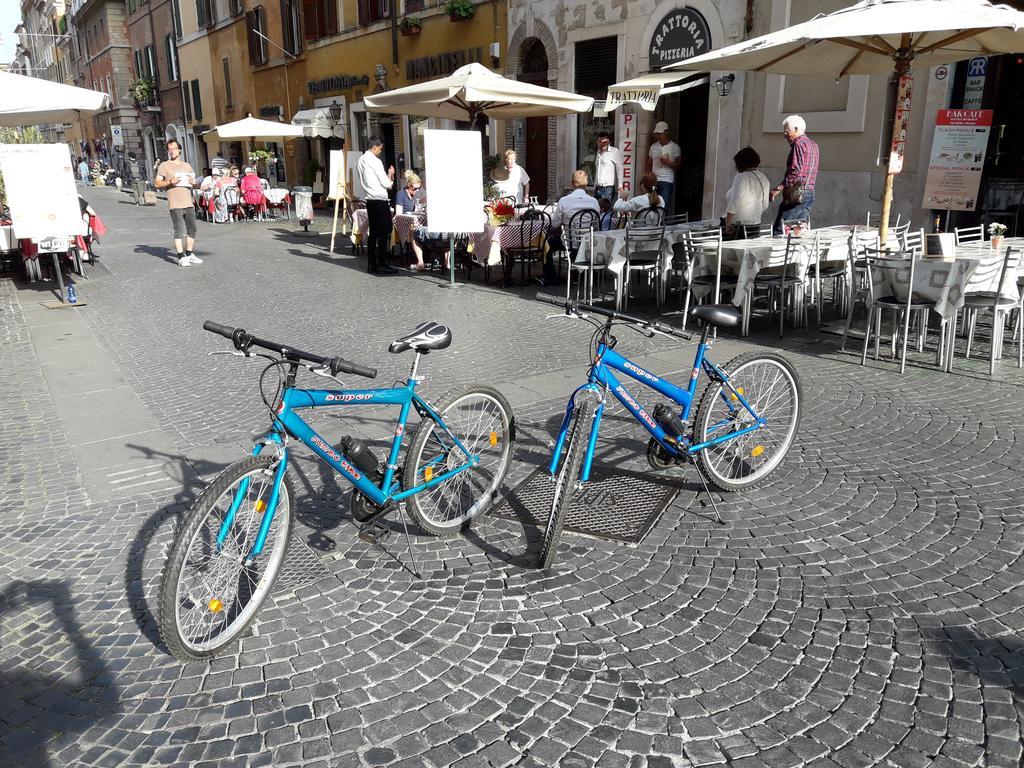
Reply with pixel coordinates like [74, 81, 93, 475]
[357, 136, 397, 274]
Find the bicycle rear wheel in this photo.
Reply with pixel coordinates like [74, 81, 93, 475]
[540, 400, 592, 569]
[693, 352, 801, 492]
[403, 386, 514, 535]
[158, 454, 293, 661]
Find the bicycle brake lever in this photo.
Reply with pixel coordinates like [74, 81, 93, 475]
[308, 365, 345, 385]
[208, 349, 251, 357]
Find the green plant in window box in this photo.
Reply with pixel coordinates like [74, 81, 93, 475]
[444, 0, 475, 21]
[400, 16, 422, 35]
[128, 77, 157, 107]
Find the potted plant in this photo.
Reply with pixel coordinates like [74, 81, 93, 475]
[444, 0, 474, 22]
[988, 222, 1007, 250]
[248, 148, 275, 175]
[128, 77, 157, 108]
[400, 15, 422, 35]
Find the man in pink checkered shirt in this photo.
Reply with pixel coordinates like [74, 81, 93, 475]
[770, 115, 820, 235]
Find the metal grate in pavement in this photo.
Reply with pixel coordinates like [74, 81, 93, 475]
[490, 466, 681, 544]
[274, 536, 334, 592]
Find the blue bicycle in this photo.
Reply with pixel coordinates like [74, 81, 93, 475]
[537, 295, 801, 568]
[158, 321, 514, 661]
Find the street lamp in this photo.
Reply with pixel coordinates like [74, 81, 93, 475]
[327, 100, 343, 123]
[711, 74, 736, 216]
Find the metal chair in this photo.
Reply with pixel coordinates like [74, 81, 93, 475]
[505, 210, 550, 289]
[954, 225, 984, 245]
[633, 206, 665, 227]
[621, 219, 666, 310]
[752, 233, 806, 338]
[682, 229, 734, 331]
[564, 209, 600, 302]
[664, 212, 690, 225]
[859, 248, 938, 374]
[840, 229, 882, 351]
[953, 246, 1022, 376]
[866, 211, 900, 228]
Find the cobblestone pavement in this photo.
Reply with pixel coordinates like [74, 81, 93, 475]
[2, 189, 1023, 767]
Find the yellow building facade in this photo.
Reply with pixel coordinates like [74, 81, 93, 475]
[198, 0, 510, 187]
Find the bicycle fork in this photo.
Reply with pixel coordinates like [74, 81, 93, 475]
[216, 440, 288, 563]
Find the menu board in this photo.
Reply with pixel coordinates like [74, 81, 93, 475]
[921, 109, 993, 211]
[424, 129, 484, 233]
[0, 143, 86, 241]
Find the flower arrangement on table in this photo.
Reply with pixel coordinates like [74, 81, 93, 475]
[989, 222, 1008, 248]
[485, 198, 515, 226]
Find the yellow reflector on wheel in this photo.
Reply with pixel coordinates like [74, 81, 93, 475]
[729, 386, 745, 402]
[254, 499, 266, 513]
[489, 431, 499, 446]
[424, 466, 434, 481]
[751, 445, 765, 458]
[208, 598, 224, 613]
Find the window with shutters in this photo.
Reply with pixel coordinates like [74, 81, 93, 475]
[223, 58, 233, 107]
[247, 7, 267, 65]
[304, 0, 339, 41]
[281, 0, 301, 55]
[230, 0, 243, 16]
[191, 80, 203, 120]
[196, 0, 208, 29]
[166, 35, 179, 82]
[357, 0, 389, 25]
[133, 49, 143, 79]
[171, 0, 183, 38]
[145, 44, 159, 86]
[183, 82, 192, 121]
[573, 36, 618, 173]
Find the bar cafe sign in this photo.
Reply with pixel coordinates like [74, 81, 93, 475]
[649, 7, 711, 69]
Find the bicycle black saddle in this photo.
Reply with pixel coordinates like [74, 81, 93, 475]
[389, 321, 453, 354]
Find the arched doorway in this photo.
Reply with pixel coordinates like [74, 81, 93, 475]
[519, 38, 549, 202]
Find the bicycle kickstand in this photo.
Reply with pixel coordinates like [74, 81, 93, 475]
[397, 504, 422, 580]
[692, 462, 726, 526]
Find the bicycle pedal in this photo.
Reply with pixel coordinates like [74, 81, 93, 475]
[358, 521, 390, 545]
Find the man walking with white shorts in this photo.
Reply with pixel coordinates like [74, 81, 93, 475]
[154, 139, 202, 266]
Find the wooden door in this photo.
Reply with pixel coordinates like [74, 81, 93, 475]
[525, 116, 548, 203]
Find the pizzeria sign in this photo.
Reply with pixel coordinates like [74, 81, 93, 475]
[649, 7, 712, 69]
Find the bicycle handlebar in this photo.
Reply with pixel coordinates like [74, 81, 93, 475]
[536, 294, 692, 341]
[203, 321, 378, 379]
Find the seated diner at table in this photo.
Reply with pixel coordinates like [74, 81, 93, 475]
[396, 171, 421, 213]
[546, 170, 601, 285]
[612, 172, 663, 214]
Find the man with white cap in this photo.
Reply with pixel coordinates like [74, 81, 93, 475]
[645, 121, 682, 216]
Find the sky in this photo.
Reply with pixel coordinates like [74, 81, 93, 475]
[0, 2, 23, 64]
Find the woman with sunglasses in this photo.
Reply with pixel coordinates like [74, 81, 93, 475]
[396, 170, 421, 213]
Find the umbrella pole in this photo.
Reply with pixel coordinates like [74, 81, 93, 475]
[879, 45, 913, 248]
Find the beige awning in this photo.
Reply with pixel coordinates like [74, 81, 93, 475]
[605, 72, 710, 111]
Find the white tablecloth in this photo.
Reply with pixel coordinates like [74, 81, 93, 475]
[871, 237, 1024, 319]
[573, 219, 719, 277]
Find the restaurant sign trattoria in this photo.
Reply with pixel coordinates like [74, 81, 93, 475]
[606, 87, 660, 112]
[648, 7, 711, 69]
[308, 74, 370, 96]
[406, 48, 485, 81]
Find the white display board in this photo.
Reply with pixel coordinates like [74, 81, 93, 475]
[347, 150, 365, 200]
[922, 109, 993, 212]
[424, 129, 484, 233]
[0, 143, 86, 241]
[326, 149, 347, 200]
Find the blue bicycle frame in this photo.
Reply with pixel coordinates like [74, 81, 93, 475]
[549, 332, 764, 483]
[218, 368, 479, 558]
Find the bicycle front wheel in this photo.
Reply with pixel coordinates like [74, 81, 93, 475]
[158, 455, 293, 661]
[693, 352, 801, 492]
[403, 386, 515, 535]
[540, 400, 592, 569]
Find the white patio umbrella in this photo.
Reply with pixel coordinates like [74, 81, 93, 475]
[205, 113, 305, 142]
[364, 63, 594, 121]
[0, 70, 108, 126]
[668, 0, 1024, 242]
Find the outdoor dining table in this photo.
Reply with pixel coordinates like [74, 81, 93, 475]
[468, 217, 546, 267]
[350, 208, 424, 250]
[870, 237, 1024, 321]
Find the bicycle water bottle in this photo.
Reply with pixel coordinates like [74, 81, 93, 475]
[653, 404, 686, 441]
[66, 284, 78, 304]
[339, 435, 381, 476]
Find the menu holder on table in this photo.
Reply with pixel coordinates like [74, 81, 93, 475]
[925, 233, 955, 260]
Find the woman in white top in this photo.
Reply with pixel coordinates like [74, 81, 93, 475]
[723, 147, 771, 239]
[613, 172, 663, 215]
[492, 149, 530, 203]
